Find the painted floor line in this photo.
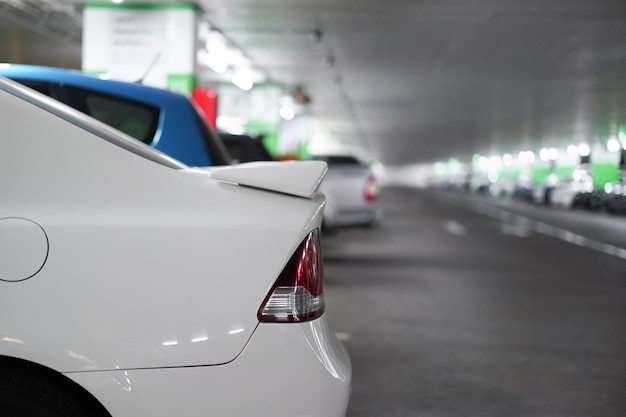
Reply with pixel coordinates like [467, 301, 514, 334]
[443, 219, 467, 236]
[474, 202, 626, 260]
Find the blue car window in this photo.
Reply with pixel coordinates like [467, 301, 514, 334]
[65, 86, 160, 145]
[85, 94, 155, 143]
[8, 73, 232, 167]
[14, 80, 53, 96]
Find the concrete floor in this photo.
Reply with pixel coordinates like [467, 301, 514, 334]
[323, 186, 626, 417]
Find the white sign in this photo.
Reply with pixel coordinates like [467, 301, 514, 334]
[82, 5, 197, 92]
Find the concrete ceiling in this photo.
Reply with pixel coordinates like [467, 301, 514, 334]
[2, 0, 626, 166]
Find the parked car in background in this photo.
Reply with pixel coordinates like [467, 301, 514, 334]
[312, 154, 383, 231]
[468, 172, 491, 194]
[0, 63, 232, 167]
[603, 179, 626, 214]
[531, 174, 558, 205]
[0, 75, 351, 417]
[550, 171, 594, 208]
[219, 132, 275, 163]
[511, 186, 533, 202]
[488, 178, 515, 198]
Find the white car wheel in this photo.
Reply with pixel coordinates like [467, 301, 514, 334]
[0, 363, 108, 417]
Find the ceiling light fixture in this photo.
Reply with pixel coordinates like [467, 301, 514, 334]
[279, 106, 296, 120]
[203, 52, 228, 73]
[607, 138, 621, 152]
[578, 143, 591, 157]
[476, 156, 489, 170]
[488, 155, 502, 170]
[232, 72, 253, 91]
[548, 147, 559, 161]
[518, 151, 535, 164]
[567, 145, 578, 157]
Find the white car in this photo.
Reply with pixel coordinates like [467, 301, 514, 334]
[0, 76, 351, 417]
[313, 154, 382, 231]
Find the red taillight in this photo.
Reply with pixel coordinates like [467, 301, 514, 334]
[365, 174, 378, 202]
[258, 229, 325, 323]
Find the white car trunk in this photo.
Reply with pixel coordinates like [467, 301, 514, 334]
[0, 80, 327, 372]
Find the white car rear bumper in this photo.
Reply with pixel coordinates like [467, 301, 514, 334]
[67, 316, 352, 417]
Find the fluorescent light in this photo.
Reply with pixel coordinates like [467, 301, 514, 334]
[567, 145, 578, 157]
[232, 72, 253, 91]
[518, 151, 535, 164]
[204, 53, 228, 73]
[578, 143, 591, 156]
[548, 147, 559, 161]
[279, 106, 295, 120]
[477, 156, 489, 170]
[488, 155, 502, 170]
[607, 138, 621, 152]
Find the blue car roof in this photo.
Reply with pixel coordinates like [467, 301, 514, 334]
[0, 64, 180, 104]
[0, 64, 221, 167]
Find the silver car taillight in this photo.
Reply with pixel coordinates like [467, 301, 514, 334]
[258, 229, 325, 322]
[365, 174, 378, 202]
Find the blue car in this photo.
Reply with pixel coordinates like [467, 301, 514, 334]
[0, 64, 231, 167]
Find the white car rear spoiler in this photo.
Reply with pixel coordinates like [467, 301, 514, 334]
[182, 160, 328, 199]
